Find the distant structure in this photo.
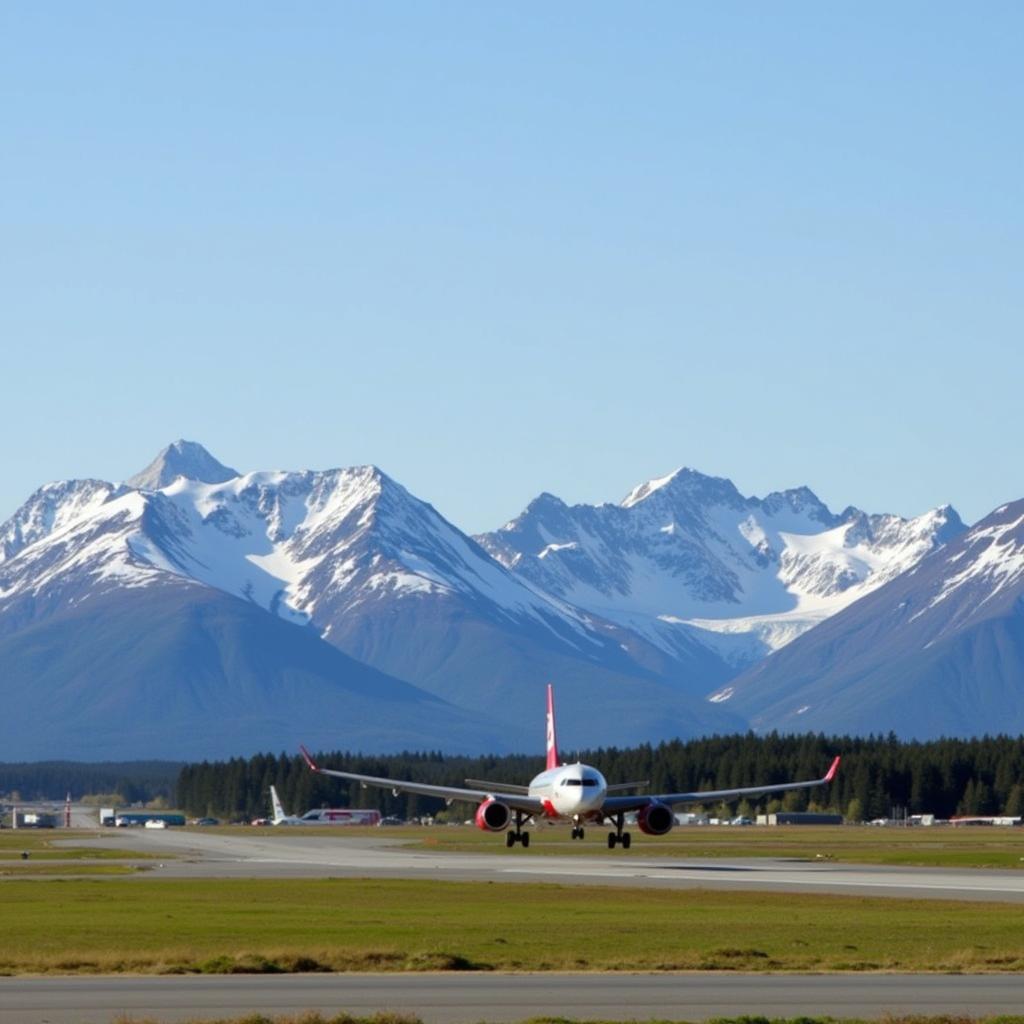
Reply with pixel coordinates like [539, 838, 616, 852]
[758, 812, 843, 826]
[12, 810, 57, 828]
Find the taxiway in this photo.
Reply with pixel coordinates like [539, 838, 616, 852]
[66, 828, 1024, 903]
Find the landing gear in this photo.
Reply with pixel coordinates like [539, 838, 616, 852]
[607, 813, 631, 849]
[507, 810, 531, 848]
[570, 826, 586, 840]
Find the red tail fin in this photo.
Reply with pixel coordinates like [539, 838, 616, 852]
[545, 683, 559, 770]
[299, 745, 320, 772]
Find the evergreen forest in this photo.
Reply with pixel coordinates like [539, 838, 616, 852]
[175, 733, 1024, 823]
[0, 761, 180, 804]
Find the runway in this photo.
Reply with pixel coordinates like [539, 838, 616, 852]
[3, 972, 1024, 1023]
[70, 828, 1024, 903]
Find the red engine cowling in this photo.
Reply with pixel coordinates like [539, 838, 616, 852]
[474, 798, 512, 832]
[637, 801, 674, 836]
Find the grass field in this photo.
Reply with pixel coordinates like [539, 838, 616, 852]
[2, 876, 1024, 975]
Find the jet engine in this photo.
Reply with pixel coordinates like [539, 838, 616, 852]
[637, 801, 674, 836]
[474, 798, 512, 832]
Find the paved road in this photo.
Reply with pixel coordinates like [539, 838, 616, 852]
[64, 828, 1024, 903]
[2, 972, 1024, 1023]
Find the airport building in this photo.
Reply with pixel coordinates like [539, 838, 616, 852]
[11, 810, 57, 829]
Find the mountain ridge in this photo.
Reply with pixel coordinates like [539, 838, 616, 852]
[717, 498, 1024, 739]
[477, 466, 965, 668]
[3, 441, 1012, 757]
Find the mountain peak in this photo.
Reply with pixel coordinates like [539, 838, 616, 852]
[757, 485, 836, 526]
[620, 467, 741, 509]
[621, 467, 684, 508]
[126, 440, 239, 490]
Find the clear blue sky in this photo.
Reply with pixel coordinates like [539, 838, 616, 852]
[2, 4, 1021, 532]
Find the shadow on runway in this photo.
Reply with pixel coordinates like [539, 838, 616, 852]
[644, 858, 818, 872]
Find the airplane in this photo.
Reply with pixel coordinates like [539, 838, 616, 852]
[300, 684, 840, 849]
[269, 785, 382, 826]
[269, 785, 307, 826]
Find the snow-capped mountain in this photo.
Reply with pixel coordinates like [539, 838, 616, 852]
[10, 442, 1021, 756]
[126, 439, 239, 490]
[720, 498, 1024, 739]
[478, 468, 965, 670]
[0, 456, 651, 664]
[0, 444, 744, 757]
[1, 479, 119, 566]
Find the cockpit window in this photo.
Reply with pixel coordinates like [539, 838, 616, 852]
[562, 778, 599, 787]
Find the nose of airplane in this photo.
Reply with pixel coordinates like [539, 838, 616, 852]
[577, 777, 607, 812]
[552, 768, 608, 816]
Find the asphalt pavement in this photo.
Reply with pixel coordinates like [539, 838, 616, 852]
[3, 972, 1024, 1023]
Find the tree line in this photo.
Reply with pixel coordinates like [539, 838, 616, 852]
[0, 761, 180, 804]
[175, 733, 1024, 822]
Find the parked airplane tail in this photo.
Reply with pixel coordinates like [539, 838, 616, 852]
[545, 683, 559, 770]
[270, 785, 287, 824]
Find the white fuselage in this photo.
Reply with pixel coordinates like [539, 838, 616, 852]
[527, 763, 608, 819]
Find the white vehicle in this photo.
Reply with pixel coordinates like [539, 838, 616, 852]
[144, 818, 167, 829]
[301, 685, 840, 849]
[269, 786, 381, 826]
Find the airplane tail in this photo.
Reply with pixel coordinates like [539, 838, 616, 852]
[545, 683, 560, 770]
[270, 785, 287, 824]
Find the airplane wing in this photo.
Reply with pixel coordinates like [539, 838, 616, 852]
[600, 756, 841, 815]
[464, 778, 531, 795]
[300, 747, 545, 815]
[606, 780, 649, 793]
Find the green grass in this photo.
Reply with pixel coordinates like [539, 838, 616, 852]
[2, 876, 1024, 975]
